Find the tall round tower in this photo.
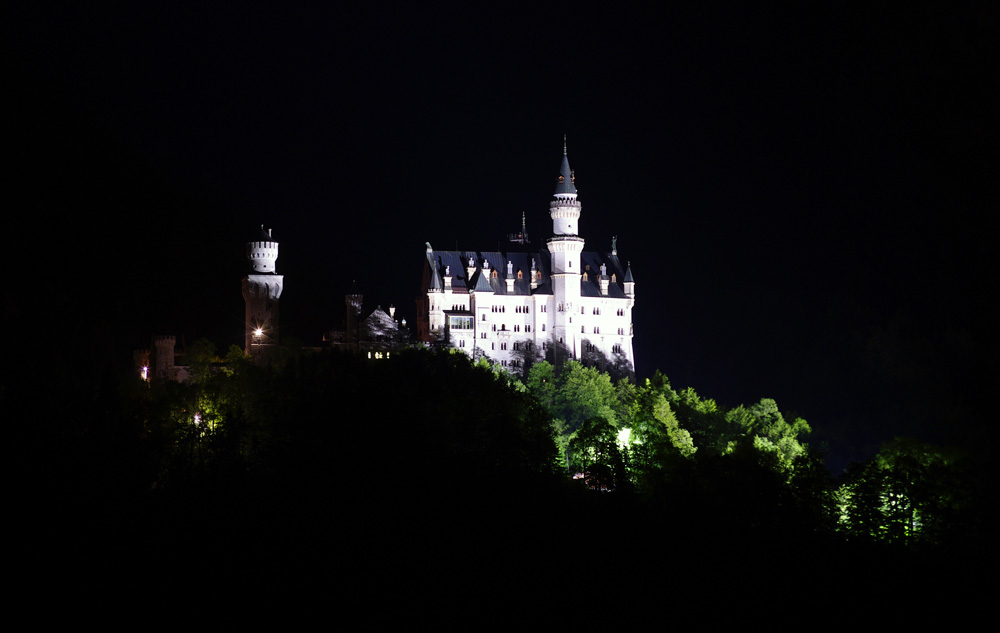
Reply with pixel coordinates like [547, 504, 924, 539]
[241, 227, 284, 356]
[548, 140, 586, 359]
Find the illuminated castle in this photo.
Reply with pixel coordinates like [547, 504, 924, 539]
[418, 143, 636, 375]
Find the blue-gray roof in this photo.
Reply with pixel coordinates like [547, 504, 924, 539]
[554, 153, 577, 195]
[423, 248, 630, 298]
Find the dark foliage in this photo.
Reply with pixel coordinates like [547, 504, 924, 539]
[14, 346, 988, 608]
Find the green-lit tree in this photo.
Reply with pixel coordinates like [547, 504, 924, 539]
[837, 437, 973, 547]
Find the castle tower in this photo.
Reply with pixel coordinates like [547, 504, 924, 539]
[241, 227, 284, 356]
[548, 139, 586, 359]
[346, 292, 363, 351]
[152, 335, 176, 380]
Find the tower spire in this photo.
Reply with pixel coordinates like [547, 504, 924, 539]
[555, 138, 577, 196]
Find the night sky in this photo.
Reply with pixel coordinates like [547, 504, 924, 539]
[7, 4, 997, 469]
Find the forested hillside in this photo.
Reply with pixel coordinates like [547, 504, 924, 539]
[19, 345, 987, 606]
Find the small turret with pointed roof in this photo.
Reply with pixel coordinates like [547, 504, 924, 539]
[550, 136, 582, 236]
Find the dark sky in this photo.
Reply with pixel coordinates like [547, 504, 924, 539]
[7, 3, 997, 469]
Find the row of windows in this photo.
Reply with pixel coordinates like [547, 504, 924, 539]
[464, 337, 625, 355]
[489, 305, 545, 314]
[436, 302, 622, 316]
[490, 324, 534, 332]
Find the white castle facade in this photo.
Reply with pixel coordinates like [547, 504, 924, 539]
[418, 146, 636, 374]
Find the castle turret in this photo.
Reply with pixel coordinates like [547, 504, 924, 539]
[550, 136, 582, 236]
[242, 227, 284, 356]
[345, 292, 364, 350]
[153, 335, 176, 380]
[624, 262, 635, 298]
[547, 138, 586, 359]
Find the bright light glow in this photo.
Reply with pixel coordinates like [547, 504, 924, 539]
[617, 427, 631, 447]
[140, 366, 149, 381]
[254, 328, 263, 337]
[193, 413, 201, 425]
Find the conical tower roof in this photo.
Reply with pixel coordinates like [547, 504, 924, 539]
[554, 137, 577, 195]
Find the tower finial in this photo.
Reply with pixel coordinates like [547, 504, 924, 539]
[563, 134, 567, 155]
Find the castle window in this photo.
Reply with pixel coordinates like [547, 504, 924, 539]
[517, 270, 523, 279]
[542, 324, 545, 332]
[482, 314, 487, 321]
[581, 326, 585, 333]
[526, 325, 531, 332]
[581, 307, 585, 314]
[492, 270, 498, 278]
[536, 271, 542, 280]
[594, 327, 600, 334]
